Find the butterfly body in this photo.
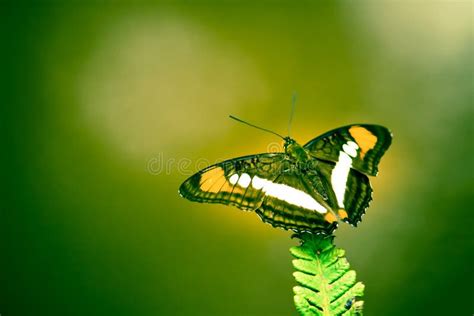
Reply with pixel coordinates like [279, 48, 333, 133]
[282, 138, 329, 200]
[179, 124, 392, 234]
[284, 137, 311, 162]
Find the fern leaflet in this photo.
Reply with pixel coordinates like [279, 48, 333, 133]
[291, 233, 365, 316]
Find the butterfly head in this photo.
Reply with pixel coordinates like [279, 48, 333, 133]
[283, 137, 296, 148]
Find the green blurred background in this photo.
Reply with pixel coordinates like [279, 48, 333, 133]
[2, 2, 472, 315]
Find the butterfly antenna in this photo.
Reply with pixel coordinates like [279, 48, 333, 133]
[229, 115, 285, 140]
[288, 92, 297, 137]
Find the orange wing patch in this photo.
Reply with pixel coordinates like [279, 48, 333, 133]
[199, 168, 243, 194]
[324, 212, 338, 223]
[338, 209, 348, 220]
[199, 167, 225, 192]
[349, 126, 378, 159]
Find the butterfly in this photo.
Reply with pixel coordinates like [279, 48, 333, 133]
[179, 113, 392, 234]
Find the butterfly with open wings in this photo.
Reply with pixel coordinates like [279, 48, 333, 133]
[179, 112, 392, 234]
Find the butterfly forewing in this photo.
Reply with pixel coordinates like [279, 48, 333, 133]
[179, 153, 286, 211]
[304, 124, 391, 176]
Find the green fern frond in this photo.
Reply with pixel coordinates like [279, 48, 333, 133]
[290, 233, 365, 316]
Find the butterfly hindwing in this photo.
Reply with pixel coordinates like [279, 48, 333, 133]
[304, 124, 392, 176]
[255, 169, 337, 233]
[314, 159, 372, 226]
[179, 153, 286, 211]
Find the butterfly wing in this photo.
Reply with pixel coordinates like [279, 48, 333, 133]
[255, 169, 338, 233]
[303, 124, 392, 176]
[314, 159, 373, 226]
[179, 153, 286, 211]
[179, 153, 338, 233]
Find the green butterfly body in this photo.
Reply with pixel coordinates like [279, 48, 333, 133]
[179, 124, 391, 234]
